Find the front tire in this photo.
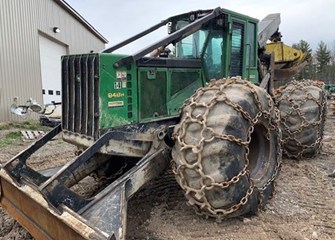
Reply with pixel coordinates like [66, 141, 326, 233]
[172, 78, 281, 221]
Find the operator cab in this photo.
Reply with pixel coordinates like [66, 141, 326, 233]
[130, 9, 259, 120]
[131, 9, 259, 84]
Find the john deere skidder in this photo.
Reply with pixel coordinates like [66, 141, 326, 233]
[0, 7, 326, 240]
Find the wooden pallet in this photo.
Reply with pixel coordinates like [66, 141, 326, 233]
[21, 130, 45, 141]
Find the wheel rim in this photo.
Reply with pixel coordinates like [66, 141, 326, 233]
[247, 123, 270, 185]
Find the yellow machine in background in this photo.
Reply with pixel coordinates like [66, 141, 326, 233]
[265, 41, 311, 82]
[257, 13, 311, 85]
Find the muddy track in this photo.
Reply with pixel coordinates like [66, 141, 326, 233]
[0, 102, 335, 240]
[127, 101, 335, 240]
[126, 158, 335, 240]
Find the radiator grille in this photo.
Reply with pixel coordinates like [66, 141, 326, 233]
[61, 54, 99, 139]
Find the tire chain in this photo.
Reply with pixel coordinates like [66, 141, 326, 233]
[172, 77, 282, 222]
[93, 161, 128, 182]
[275, 80, 327, 159]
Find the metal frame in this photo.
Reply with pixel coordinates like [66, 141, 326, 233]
[0, 123, 171, 240]
[112, 8, 222, 68]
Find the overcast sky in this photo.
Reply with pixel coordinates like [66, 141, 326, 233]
[66, 0, 335, 54]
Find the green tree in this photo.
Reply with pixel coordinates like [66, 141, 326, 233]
[327, 40, 335, 84]
[292, 40, 312, 58]
[292, 40, 313, 79]
[316, 41, 331, 75]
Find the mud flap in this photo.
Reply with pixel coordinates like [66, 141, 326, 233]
[0, 125, 171, 240]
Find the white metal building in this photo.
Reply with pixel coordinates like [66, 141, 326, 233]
[0, 0, 108, 121]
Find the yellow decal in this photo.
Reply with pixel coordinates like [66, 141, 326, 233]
[108, 101, 124, 107]
[108, 92, 125, 98]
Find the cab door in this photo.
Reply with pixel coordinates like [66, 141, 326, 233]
[230, 20, 245, 77]
[229, 19, 258, 83]
[203, 29, 225, 81]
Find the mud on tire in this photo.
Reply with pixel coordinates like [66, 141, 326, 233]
[276, 80, 327, 159]
[172, 78, 282, 221]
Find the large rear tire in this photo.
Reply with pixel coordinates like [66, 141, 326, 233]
[172, 78, 281, 221]
[276, 80, 327, 159]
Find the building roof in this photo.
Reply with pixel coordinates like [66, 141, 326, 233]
[54, 0, 108, 44]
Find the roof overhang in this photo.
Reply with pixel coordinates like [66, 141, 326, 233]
[54, 0, 108, 44]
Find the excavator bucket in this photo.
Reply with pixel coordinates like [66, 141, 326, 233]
[265, 41, 311, 82]
[0, 124, 170, 240]
[273, 61, 308, 81]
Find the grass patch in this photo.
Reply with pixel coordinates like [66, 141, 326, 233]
[0, 122, 11, 130]
[0, 120, 52, 131]
[20, 120, 40, 130]
[0, 131, 22, 148]
[0, 120, 53, 148]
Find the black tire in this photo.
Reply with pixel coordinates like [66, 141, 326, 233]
[172, 78, 281, 221]
[276, 80, 327, 159]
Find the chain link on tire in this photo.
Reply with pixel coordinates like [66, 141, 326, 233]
[275, 80, 327, 159]
[172, 77, 282, 221]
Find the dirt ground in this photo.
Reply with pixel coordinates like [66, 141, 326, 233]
[0, 102, 335, 240]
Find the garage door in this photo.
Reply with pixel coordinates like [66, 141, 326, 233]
[39, 35, 67, 104]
